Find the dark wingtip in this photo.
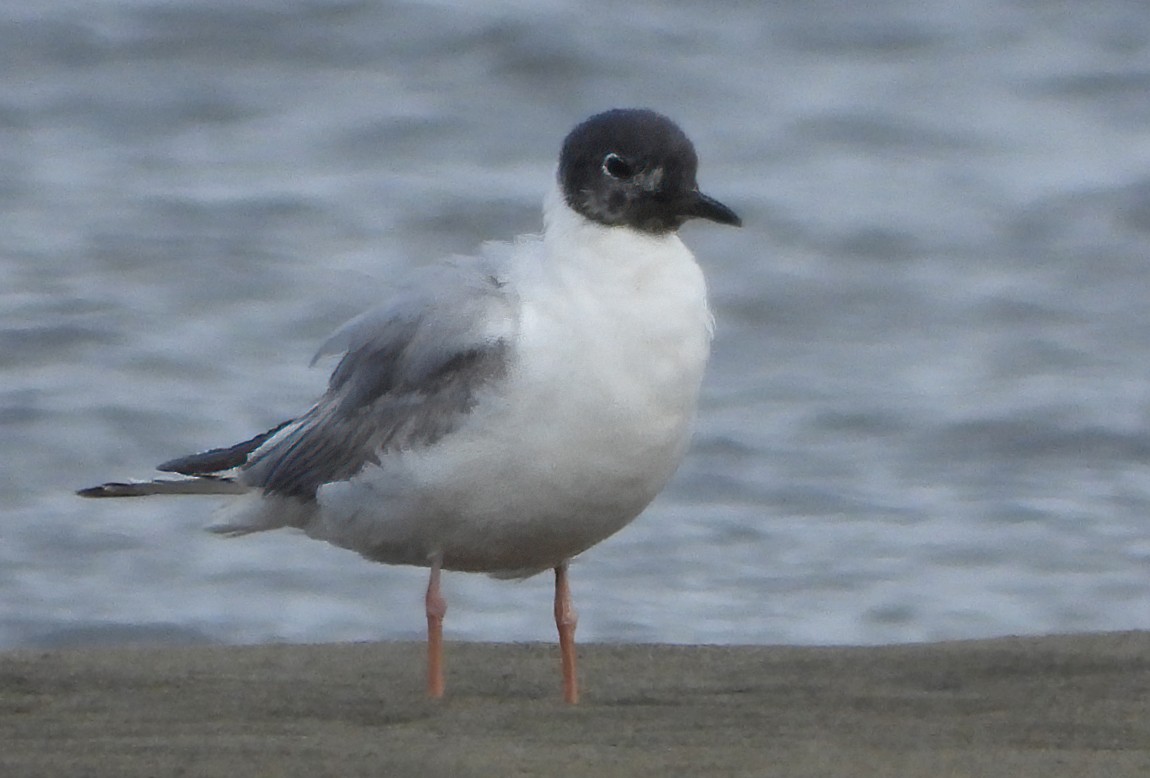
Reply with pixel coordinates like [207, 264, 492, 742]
[77, 483, 136, 498]
[157, 420, 295, 476]
[155, 456, 190, 474]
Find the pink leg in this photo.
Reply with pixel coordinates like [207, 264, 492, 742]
[554, 562, 579, 704]
[425, 556, 446, 699]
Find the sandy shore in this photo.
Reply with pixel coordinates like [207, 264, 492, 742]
[2, 632, 1148, 776]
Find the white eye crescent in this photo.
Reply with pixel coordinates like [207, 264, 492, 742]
[602, 153, 635, 179]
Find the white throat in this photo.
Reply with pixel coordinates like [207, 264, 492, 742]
[538, 181, 711, 313]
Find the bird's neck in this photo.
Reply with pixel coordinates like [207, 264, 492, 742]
[526, 181, 713, 359]
[540, 181, 692, 284]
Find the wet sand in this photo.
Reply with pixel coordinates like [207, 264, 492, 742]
[2, 632, 1148, 776]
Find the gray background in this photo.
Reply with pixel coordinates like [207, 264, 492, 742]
[3, 0, 1149, 649]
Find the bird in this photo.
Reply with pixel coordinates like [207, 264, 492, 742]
[78, 108, 741, 704]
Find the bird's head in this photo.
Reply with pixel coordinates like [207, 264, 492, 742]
[558, 108, 741, 234]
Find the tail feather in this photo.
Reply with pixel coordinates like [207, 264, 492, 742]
[77, 477, 249, 498]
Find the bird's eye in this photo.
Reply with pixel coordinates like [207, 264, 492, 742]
[602, 153, 635, 180]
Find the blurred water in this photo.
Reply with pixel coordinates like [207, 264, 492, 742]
[3, 0, 1150, 650]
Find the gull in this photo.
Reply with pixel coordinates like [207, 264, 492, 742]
[79, 108, 741, 704]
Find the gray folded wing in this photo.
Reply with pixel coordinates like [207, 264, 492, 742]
[240, 261, 517, 500]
